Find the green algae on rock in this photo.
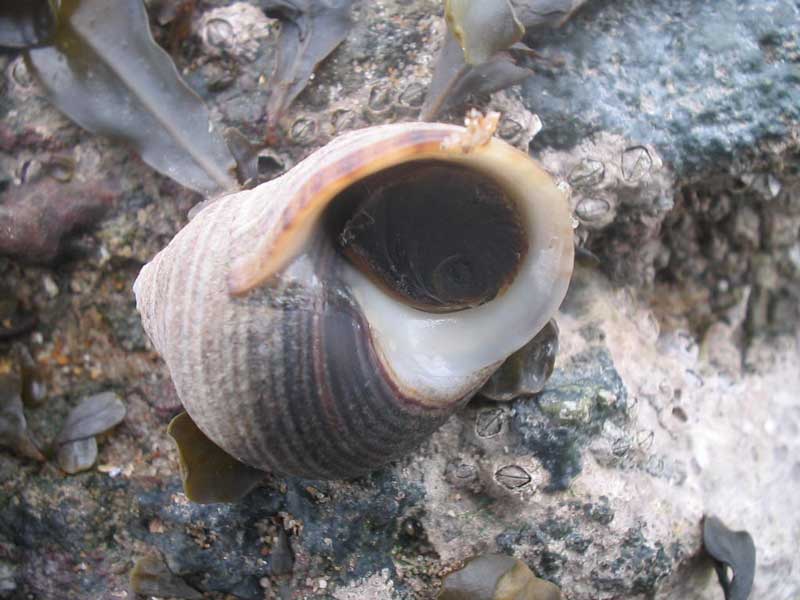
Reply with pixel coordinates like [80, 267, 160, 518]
[512, 345, 628, 490]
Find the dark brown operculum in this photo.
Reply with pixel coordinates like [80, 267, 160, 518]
[239, 240, 463, 479]
[327, 160, 528, 313]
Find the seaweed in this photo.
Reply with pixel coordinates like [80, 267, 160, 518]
[511, 0, 587, 30]
[260, 0, 355, 138]
[423, 0, 588, 120]
[24, 0, 238, 196]
[168, 411, 265, 504]
[703, 516, 756, 600]
[446, 0, 525, 65]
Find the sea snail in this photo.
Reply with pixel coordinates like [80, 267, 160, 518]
[134, 119, 574, 482]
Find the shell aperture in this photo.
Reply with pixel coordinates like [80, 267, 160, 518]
[332, 160, 528, 312]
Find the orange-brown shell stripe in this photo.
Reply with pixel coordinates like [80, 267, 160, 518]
[227, 128, 452, 296]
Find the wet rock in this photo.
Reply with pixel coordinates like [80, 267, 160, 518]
[583, 498, 614, 526]
[0, 561, 16, 598]
[418, 269, 800, 599]
[662, 167, 800, 336]
[118, 469, 424, 598]
[0, 180, 116, 264]
[525, 0, 800, 335]
[97, 296, 150, 353]
[0, 266, 796, 599]
[563, 532, 592, 554]
[616, 528, 674, 595]
[269, 528, 294, 577]
[134, 484, 278, 597]
[522, 0, 799, 174]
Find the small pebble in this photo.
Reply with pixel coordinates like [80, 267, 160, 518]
[13, 344, 47, 406]
[57, 436, 98, 474]
[42, 275, 59, 298]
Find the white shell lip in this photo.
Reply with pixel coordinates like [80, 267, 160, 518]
[338, 132, 574, 406]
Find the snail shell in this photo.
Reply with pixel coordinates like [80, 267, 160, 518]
[134, 122, 573, 480]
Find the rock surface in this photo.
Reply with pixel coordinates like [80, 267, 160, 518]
[522, 0, 800, 174]
[522, 0, 800, 334]
[0, 0, 798, 599]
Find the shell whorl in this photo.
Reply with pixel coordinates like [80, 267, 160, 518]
[134, 122, 574, 479]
